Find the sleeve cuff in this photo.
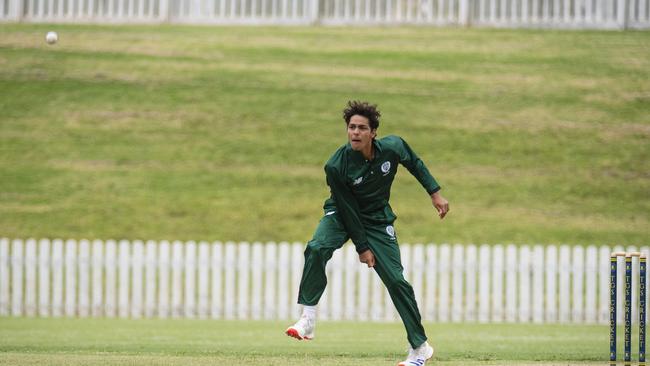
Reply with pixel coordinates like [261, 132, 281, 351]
[428, 186, 441, 195]
[355, 243, 370, 254]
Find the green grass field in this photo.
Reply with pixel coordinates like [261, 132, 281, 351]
[0, 25, 649, 245]
[0, 317, 614, 365]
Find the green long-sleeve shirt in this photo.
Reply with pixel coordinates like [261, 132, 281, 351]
[323, 135, 440, 254]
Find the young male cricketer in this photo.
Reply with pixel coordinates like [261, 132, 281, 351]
[286, 100, 449, 366]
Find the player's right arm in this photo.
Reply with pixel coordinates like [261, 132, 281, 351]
[325, 164, 371, 255]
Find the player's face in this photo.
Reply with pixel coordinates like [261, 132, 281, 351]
[347, 115, 376, 153]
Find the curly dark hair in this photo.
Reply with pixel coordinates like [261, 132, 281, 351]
[342, 100, 380, 130]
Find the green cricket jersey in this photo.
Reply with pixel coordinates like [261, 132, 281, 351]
[323, 135, 440, 254]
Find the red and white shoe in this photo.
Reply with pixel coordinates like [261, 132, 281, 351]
[285, 315, 315, 340]
[397, 341, 434, 366]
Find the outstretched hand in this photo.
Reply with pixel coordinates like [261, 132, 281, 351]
[431, 191, 449, 219]
[359, 249, 376, 268]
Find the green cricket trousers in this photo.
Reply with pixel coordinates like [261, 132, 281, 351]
[297, 211, 427, 349]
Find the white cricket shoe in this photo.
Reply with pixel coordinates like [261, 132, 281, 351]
[397, 341, 434, 366]
[285, 315, 315, 340]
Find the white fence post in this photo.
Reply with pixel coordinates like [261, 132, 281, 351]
[65, 239, 77, 317]
[492, 244, 504, 322]
[584, 245, 598, 323]
[344, 244, 357, 320]
[478, 244, 490, 323]
[104, 240, 117, 317]
[263, 242, 277, 320]
[197, 241, 210, 319]
[505, 244, 517, 322]
[78, 239, 90, 318]
[545, 245, 557, 322]
[519, 245, 531, 323]
[330, 247, 344, 321]
[438, 244, 451, 322]
[11, 239, 24, 317]
[118, 240, 130, 318]
[277, 242, 289, 320]
[532, 245, 544, 323]
[158, 240, 171, 318]
[572, 246, 585, 323]
[39, 239, 51, 317]
[52, 239, 64, 317]
[451, 244, 464, 322]
[24, 239, 37, 317]
[145, 240, 157, 318]
[412, 244, 425, 317]
[465, 244, 477, 322]
[424, 244, 438, 322]
[238, 242, 251, 320]
[558, 245, 571, 323]
[184, 241, 197, 319]
[0, 238, 8, 316]
[251, 242, 264, 320]
[290, 242, 303, 319]
[210, 241, 223, 319]
[224, 241, 237, 319]
[171, 240, 184, 318]
[131, 240, 144, 319]
[91, 239, 103, 317]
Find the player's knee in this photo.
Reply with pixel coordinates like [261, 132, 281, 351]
[384, 275, 409, 293]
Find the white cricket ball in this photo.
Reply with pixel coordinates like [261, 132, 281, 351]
[45, 31, 58, 45]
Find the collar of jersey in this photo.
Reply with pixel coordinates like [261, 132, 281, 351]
[346, 138, 382, 164]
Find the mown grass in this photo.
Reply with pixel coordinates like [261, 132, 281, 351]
[0, 317, 613, 365]
[0, 24, 648, 245]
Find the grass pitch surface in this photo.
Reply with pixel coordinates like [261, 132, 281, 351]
[0, 317, 609, 365]
[0, 25, 649, 245]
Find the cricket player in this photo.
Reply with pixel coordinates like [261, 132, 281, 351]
[286, 101, 449, 366]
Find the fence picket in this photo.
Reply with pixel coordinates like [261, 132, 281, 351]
[584, 245, 598, 323]
[344, 244, 356, 320]
[104, 240, 116, 317]
[211, 242, 223, 319]
[330, 248, 344, 320]
[545, 245, 557, 322]
[158, 241, 171, 318]
[277, 242, 289, 320]
[237, 242, 249, 319]
[438, 244, 450, 322]
[505, 245, 517, 322]
[424, 244, 437, 322]
[412, 244, 425, 317]
[11, 239, 24, 316]
[91, 240, 103, 317]
[171, 240, 184, 318]
[290, 242, 303, 319]
[197, 241, 210, 319]
[251, 242, 264, 320]
[263, 242, 277, 320]
[519, 245, 531, 322]
[492, 245, 504, 322]
[39, 239, 51, 317]
[184, 241, 197, 319]
[145, 240, 157, 318]
[131, 240, 144, 319]
[532, 245, 544, 323]
[78, 239, 90, 317]
[52, 239, 64, 317]
[558, 245, 571, 323]
[465, 244, 477, 322]
[478, 244, 490, 323]
[451, 244, 463, 322]
[1, 239, 10, 316]
[118, 240, 130, 318]
[25, 239, 37, 317]
[224, 241, 236, 319]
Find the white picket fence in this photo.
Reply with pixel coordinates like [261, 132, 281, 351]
[0, 0, 648, 28]
[0, 237, 647, 324]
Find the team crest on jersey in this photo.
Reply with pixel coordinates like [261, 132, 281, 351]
[386, 225, 395, 239]
[381, 161, 391, 175]
[353, 176, 363, 185]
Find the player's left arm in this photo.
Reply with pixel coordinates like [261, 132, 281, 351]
[394, 136, 450, 219]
